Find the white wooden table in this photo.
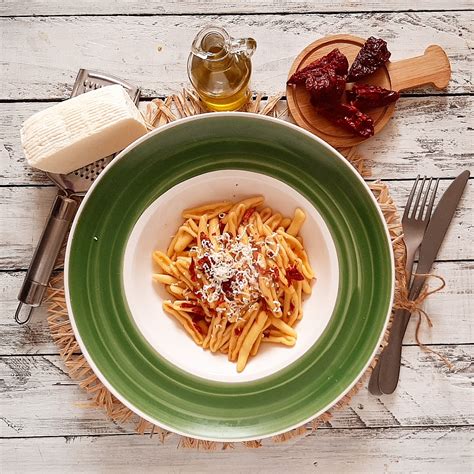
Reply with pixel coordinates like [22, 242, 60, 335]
[1, 2, 473, 472]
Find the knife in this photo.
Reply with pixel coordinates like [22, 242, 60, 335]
[374, 170, 470, 395]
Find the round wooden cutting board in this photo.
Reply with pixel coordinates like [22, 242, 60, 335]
[286, 34, 451, 148]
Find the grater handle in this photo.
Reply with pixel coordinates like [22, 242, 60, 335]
[15, 194, 77, 324]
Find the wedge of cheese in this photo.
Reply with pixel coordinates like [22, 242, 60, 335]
[21, 85, 147, 174]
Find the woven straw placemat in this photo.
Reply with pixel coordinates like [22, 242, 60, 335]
[45, 91, 409, 449]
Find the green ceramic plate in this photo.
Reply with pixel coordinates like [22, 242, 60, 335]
[65, 113, 394, 441]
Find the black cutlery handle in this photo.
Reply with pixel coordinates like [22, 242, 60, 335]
[375, 308, 411, 394]
[374, 274, 427, 393]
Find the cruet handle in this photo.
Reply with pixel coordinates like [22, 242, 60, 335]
[230, 37, 257, 58]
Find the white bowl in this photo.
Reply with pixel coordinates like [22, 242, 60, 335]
[123, 170, 339, 382]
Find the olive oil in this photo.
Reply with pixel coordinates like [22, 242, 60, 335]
[187, 27, 256, 112]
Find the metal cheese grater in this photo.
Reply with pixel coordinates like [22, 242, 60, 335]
[15, 69, 141, 324]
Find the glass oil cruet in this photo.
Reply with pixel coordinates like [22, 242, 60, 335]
[187, 26, 257, 111]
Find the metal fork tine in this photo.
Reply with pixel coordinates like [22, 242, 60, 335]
[417, 177, 433, 220]
[426, 178, 440, 219]
[411, 176, 426, 218]
[404, 175, 420, 219]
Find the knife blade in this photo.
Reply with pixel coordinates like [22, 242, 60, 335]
[376, 170, 470, 394]
[408, 169, 470, 298]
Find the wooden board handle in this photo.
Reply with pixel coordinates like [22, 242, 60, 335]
[388, 45, 451, 91]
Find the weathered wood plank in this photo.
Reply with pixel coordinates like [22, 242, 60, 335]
[1, 4, 472, 465]
[0, 187, 57, 270]
[1, 262, 472, 356]
[1, 347, 472, 437]
[1, 0, 472, 16]
[2, 97, 472, 186]
[1, 427, 473, 473]
[1, 272, 53, 355]
[358, 96, 474, 176]
[0, 13, 472, 100]
[1, 180, 471, 270]
[0, 355, 134, 438]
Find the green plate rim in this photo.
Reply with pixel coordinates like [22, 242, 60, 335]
[65, 112, 394, 442]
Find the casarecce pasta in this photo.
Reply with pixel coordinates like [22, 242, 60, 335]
[152, 196, 315, 372]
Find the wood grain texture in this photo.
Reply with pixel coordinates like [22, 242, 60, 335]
[1, 96, 473, 186]
[2, 427, 473, 473]
[1, 0, 473, 16]
[388, 45, 451, 91]
[1, 346, 472, 438]
[2, 428, 472, 473]
[1, 272, 53, 355]
[1, 262, 472, 356]
[287, 34, 397, 148]
[1, 180, 471, 270]
[1, 4, 472, 469]
[287, 38, 452, 148]
[0, 13, 472, 100]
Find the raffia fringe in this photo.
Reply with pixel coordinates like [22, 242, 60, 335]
[45, 91, 445, 450]
[142, 89, 370, 178]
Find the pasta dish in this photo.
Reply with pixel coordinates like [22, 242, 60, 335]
[152, 196, 315, 372]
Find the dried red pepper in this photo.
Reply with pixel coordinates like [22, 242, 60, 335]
[287, 49, 349, 105]
[255, 264, 264, 276]
[287, 37, 394, 139]
[234, 327, 243, 336]
[198, 255, 212, 269]
[241, 207, 256, 225]
[347, 83, 400, 109]
[257, 265, 280, 281]
[347, 37, 391, 82]
[270, 266, 279, 281]
[286, 265, 304, 284]
[193, 322, 203, 335]
[305, 68, 346, 104]
[192, 312, 205, 321]
[181, 302, 197, 309]
[320, 103, 374, 138]
[221, 279, 234, 297]
[184, 303, 206, 321]
[182, 303, 205, 317]
[287, 49, 349, 85]
[189, 259, 197, 282]
[199, 232, 210, 247]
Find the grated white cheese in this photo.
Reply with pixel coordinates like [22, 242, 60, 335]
[192, 229, 269, 321]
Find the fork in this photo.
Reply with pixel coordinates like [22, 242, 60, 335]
[368, 175, 439, 395]
[400, 176, 440, 284]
